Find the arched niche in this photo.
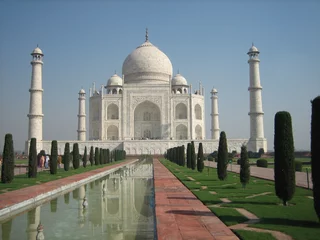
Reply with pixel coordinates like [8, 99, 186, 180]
[107, 104, 119, 120]
[195, 124, 202, 139]
[134, 101, 161, 139]
[195, 104, 202, 120]
[107, 125, 119, 140]
[175, 103, 187, 119]
[176, 124, 188, 140]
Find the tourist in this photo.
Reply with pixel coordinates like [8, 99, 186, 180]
[57, 155, 62, 169]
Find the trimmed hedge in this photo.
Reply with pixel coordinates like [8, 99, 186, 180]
[295, 161, 302, 172]
[256, 159, 268, 168]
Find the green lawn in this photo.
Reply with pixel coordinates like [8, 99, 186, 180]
[161, 159, 320, 240]
[234, 230, 277, 240]
[0, 160, 124, 193]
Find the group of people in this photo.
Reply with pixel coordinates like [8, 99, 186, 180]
[38, 152, 62, 169]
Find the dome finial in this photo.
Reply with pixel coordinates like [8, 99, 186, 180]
[177, 69, 180, 74]
[37, 43, 39, 47]
[145, 28, 149, 42]
[252, 42, 254, 47]
[114, 70, 117, 74]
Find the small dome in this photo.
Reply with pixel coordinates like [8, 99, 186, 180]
[172, 74, 187, 86]
[248, 45, 259, 53]
[211, 88, 218, 94]
[31, 47, 43, 55]
[107, 74, 123, 86]
[79, 89, 85, 94]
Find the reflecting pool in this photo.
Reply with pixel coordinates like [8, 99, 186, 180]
[0, 159, 155, 239]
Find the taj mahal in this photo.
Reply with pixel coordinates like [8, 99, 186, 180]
[26, 30, 267, 155]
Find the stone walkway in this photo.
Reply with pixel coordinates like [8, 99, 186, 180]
[204, 161, 313, 189]
[154, 159, 239, 240]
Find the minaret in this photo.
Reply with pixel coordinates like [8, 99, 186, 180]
[247, 44, 267, 152]
[28, 46, 44, 142]
[210, 88, 220, 139]
[77, 88, 86, 141]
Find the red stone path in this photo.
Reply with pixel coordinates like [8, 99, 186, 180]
[154, 159, 239, 240]
[0, 160, 136, 210]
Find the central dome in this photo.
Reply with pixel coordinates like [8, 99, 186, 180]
[122, 40, 173, 84]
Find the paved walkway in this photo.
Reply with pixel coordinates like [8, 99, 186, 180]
[154, 159, 239, 240]
[0, 160, 136, 211]
[204, 161, 313, 189]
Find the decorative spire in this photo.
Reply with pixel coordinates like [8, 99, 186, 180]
[145, 28, 149, 42]
[177, 69, 180, 74]
[114, 70, 117, 74]
[252, 42, 254, 47]
[37, 44, 39, 47]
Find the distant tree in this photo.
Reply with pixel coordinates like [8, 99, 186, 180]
[89, 146, 94, 166]
[181, 145, 185, 167]
[99, 148, 103, 164]
[94, 147, 99, 165]
[1, 133, 14, 183]
[258, 148, 265, 157]
[217, 131, 228, 180]
[50, 140, 58, 174]
[191, 141, 196, 170]
[187, 143, 191, 168]
[240, 145, 250, 188]
[63, 143, 70, 171]
[83, 146, 87, 168]
[274, 111, 295, 206]
[106, 149, 110, 163]
[72, 143, 80, 169]
[28, 138, 37, 178]
[197, 143, 204, 172]
[311, 96, 320, 221]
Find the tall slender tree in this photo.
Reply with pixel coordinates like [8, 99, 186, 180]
[217, 131, 228, 180]
[274, 111, 295, 206]
[64, 143, 70, 171]
[240, 145, 250, 188]
[72, 143, 80, 169]
[83, 146, 87, 168]
[89, 146, 94, 166]
[197, 143, 204, 172]
[311, 96, 320, 220]
[181, 145, 185, 167]
[191, 141, 196, 170]
[99, 148, 104, 164]
[50, 140, 58, 174]
[28, 138, 37, 178]
[94, 147, 99, 165]
[1, 134, 14, 183]
[187, 143, 191, 168]
[106, 149, 110, 163]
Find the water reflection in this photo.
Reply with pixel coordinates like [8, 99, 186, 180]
[0, 159, 155, 239]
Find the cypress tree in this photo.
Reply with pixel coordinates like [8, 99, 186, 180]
[240, 145, 250, 188]
[89, 146, 94, 166]
[197, 143, 204, 172]
[28, 138, 37, 178]
[181, 145, 185, 167]
[311, 96, 320, 220]
[95, 147, 99, 165]
[274, 111, 295, 206]
[187, 143, 191, 168]
[217, 131, 228, 180]
[50, 140, 58, 174]
[73, 143, 80, 169]
[99, 148, 103, 164]
[83, 146, 87, 168]
[191, 141, 196, 170]
[1, 133, 14, 183]
[106, 149, 110, 163]
[64, 143, 70, 171]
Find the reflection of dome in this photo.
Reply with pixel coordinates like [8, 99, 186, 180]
[31, 47, 43, 55]
[122, 40, 173, 84]
[107, 74, 123, 86]
[172, 74, 187, 86]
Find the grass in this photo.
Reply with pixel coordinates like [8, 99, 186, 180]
[234, 230, 277, 240]
[0, 160, 124, 193]
[207, 207, 248, 226]
[161, 159, 320, 240]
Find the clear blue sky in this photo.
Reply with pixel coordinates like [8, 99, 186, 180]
[0, 0, 319, 152]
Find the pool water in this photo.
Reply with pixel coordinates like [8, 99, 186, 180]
[0, 159, 155, 240]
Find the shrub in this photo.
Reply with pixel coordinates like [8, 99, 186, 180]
[50, 140, 58, 174]
[83, 146, 87, 168]
[63, 143, 70, 171]
[187, 143, 191, 168]
[197, 143, 204, 172]
[28, 138, 37, 178]
[94, 147, 99, 165]
[256, 159, 268, 168]
[89, 146, 94, 166]
[311, 96, 320, 221]
[295, 160, 302, 172]
[274, 111, 295, 206]
[191, 141, 196, 170]
[1, 133, 15, 183]
[208, 156, 214, 161]
[217, 131, 228, 180]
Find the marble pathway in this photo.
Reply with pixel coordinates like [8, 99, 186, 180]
[154, 159, 239, 240]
